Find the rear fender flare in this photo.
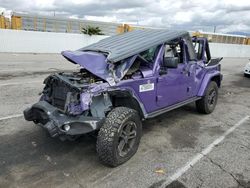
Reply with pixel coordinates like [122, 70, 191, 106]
[197, 72, 221, 97]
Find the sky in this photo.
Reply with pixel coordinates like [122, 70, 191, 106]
[0, 0, 250, 33]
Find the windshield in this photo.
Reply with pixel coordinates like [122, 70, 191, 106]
[139, 46, 159, 63]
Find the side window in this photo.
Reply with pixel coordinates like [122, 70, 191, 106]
[164, 43, 183, 63]
[164, 45, 174, 58]
[193, 40, 210, 63]
[175, 44, 183, 63]
[193, 41, 203, 60]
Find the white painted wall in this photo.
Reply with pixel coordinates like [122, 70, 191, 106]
[0, 29, 250, 58]
[0, 29, 107, 53]
[209, 43, 250, 58]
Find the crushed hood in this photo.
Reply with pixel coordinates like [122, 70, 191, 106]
[61, 50, 136, 85]
[62, 50, 112, 81]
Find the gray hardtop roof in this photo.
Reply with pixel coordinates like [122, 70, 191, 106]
[80, 29, 190, 63]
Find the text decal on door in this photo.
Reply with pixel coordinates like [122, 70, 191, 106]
[139, 83, 154, 92]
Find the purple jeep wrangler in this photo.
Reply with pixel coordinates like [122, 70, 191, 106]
[24, 30, 222, 166]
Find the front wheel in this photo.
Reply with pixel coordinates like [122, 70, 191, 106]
[96, 107, 142, 167]
[196, 81, 218, 114]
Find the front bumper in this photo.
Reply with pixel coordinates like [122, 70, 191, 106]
[24, 101, 103, 138]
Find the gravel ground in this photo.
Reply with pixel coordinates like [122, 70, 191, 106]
[0, 53, 249, 188]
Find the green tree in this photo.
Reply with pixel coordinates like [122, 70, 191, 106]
[81, 26, 104, 36]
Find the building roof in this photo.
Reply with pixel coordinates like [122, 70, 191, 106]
[80, 29, 189, 63]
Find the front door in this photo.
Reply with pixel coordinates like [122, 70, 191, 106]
[156, 43, 194, 108]
[156, 63, 193, 107]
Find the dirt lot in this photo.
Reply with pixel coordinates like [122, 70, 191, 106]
[0, 53, 249, 188]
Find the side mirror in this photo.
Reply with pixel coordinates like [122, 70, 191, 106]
[163, 57, 179, 68]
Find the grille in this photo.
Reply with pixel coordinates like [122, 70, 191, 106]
[51, 81, 72, 110]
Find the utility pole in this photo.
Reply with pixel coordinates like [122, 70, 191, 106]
[213, 26, 216, 33]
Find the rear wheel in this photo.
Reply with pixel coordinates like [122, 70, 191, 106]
[196, 81, 218, 114]
[96, 107, 142, 167]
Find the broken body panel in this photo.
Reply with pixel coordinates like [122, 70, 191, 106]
[24, 30, 222, 139]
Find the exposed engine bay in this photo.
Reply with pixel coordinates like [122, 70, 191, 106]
[41, 69, 108, 115]
[53, 69, 105, 88]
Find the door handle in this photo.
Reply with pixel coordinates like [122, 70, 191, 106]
[157, 76, 166, 81]
[181, 68, 189, 74]
[181, 68, 191, 76]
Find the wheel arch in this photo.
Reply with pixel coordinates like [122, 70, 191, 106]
[211, 75, 222, 88]
[108, 89, 146, 119]
[197, 72, 222, 97]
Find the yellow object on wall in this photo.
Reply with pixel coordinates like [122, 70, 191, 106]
[192, 31, 201, 37]
[116, 24, 146, 34]
[0, 15, 11, 29]
[244, 38, 250, 45]
[5, 17, 10, 29]
[11, 15, 22, 30]
[0, 15, 5, 28]
[116, 25, 125, 34]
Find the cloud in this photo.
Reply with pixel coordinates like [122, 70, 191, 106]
[0, 0, 249, 33]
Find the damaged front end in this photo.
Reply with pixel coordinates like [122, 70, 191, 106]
[24, 50, 140, 140]
[24, 70, 112, 140]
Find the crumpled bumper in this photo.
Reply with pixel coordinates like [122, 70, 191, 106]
[23, 101, 103, 138]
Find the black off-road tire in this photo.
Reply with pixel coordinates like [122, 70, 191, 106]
[96, 107, 142, 167]
[196, 81, 218, 114]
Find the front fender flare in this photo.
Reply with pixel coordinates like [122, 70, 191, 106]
[107, 88, 147, 119]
